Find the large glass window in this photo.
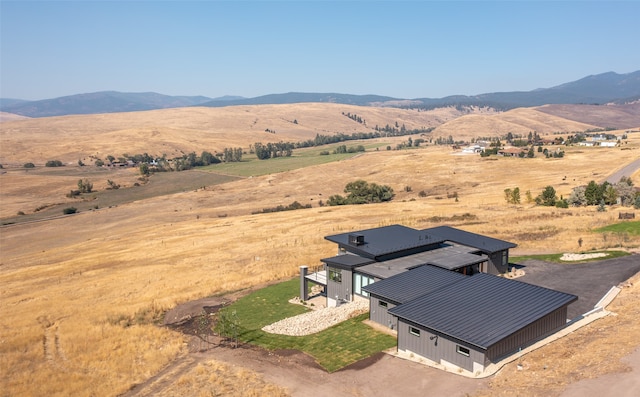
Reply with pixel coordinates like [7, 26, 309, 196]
[328, 269, 342, 283]
[354, 273, 374, 297]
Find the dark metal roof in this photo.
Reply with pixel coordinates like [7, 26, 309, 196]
[388, 273, 577, 350]
[357, 243, 487, 279]
[363, 265, 466, 304]
[321, 254, 375, 270]
[325, 225, 445, 260]
[424, 226, 517, 254]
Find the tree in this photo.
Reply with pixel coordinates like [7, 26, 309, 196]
[139, 163, 150, 176]
[77, 179, 93, 193]
[511, 187, 521, 204]
[527, 147, 535, 158]
[614, 178, 635, 206]
[24, 162, 35, 168]
[584, 180, 603, 205]
[328, 180, 395, 206]
[603, 185, 618, 205]
[504, 187, 521, 204]
[568, 186, 586, 206]
[504, 188, 512, 204]
[63, 207, 77, 215]
[536, 186, 557, 206]
[95, 159, 104, 167]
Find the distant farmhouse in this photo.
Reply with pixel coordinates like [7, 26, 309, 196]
[300, 225, 577, 376]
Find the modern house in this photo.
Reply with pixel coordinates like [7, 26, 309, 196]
[300, 224, 577, 375]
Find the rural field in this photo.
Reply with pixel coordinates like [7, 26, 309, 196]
[1, 103, 639, 396]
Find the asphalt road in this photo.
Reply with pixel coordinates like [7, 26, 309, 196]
[517, 254, 640, 319]
[605, 157, 640, 184]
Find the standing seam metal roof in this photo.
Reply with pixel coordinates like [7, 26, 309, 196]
[424, 225, 517, 254]
[388, 273, 577, 350]
[362, 265, 466, 304]
[324, 225, 445, 259]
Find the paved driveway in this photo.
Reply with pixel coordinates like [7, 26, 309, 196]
[517, 254, 640, 319]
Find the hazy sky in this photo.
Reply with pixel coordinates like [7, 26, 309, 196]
[1, 1, 639, 100]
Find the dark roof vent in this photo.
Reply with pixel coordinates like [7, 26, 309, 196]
[349, 233, 365, 246]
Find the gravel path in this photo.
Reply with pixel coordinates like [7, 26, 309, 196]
[262, 300, 369, 336]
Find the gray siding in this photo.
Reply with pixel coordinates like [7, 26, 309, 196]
[487, 250, 509, 274]
[326, 267, 352, 305]
[486, 306, 568, 361]
[397, 321, 486, 372]
[368, 296, 398, 330]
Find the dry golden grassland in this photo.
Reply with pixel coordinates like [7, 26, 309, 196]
[155, 360, 289, 397]
[0, 103, 472, 165]
[1, 105, 639, 396]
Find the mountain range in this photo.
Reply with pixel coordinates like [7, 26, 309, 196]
[1, 71, 639, 118]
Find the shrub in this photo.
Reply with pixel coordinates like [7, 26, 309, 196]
[24, 162, 35, 168]
[17, 211, 25, 216]
[253, 201, 312, 214]
[45, 160, 64, 167]
[95, 159, 104, 167]
[319, 150, 330, 155]
[63, 207, 77, 214]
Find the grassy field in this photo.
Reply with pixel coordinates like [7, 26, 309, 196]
[220, 278, 397, 372]
[1, 106, 639, 396]
[594, 220, 640, 236]
[203, 141, 391, 177]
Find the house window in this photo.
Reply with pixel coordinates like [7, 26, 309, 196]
[409, 327, 421, 337]
[328, 269, 342, 283]
[378, 300, 388, 308]
[354, 273, 374, 297]
[456, 345, 470, 357]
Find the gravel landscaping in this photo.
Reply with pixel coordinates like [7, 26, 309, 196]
[560, 252, 608, 261]
[262, 299, 369, 336]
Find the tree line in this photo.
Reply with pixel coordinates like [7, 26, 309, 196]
[506, 176, 639, 209]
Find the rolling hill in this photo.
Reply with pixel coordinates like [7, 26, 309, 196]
[2, 71, 638, 118]
[2, 100, 638, 165]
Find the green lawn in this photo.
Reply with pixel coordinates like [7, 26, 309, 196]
[220, 278, 397, 372]
[203, 142, 393, 177]
[510, 250, 630, 264]
[594, 220, 640, 236]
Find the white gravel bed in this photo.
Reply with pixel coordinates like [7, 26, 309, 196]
[262, 299, 369, 336]
[560, 252, 608, 261]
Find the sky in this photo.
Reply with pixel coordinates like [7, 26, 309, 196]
[1, 1, 639, 101]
